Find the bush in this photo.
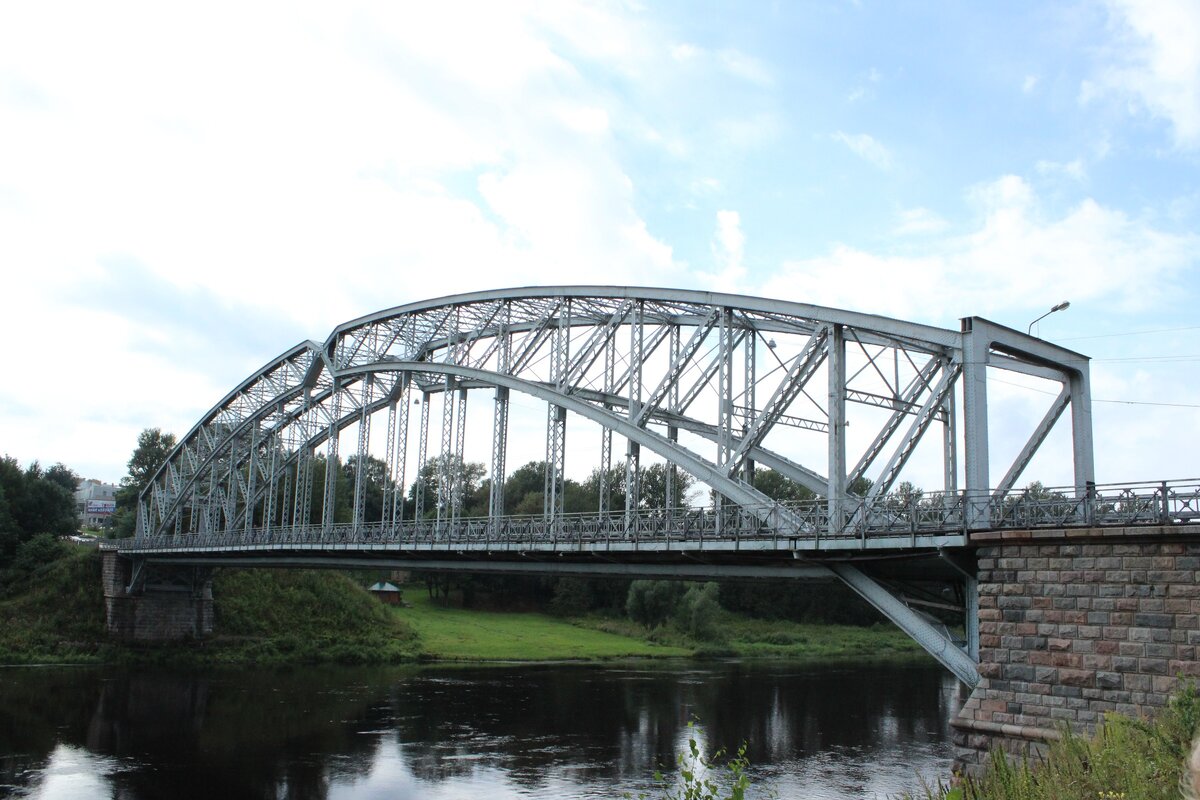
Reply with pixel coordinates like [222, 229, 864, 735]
[915, 682, 1200, 800]
[626, 720, 754, 800]
[12, 533, 67, 574]
[673, 582, 723, 642]
[626, 580, 685, 629]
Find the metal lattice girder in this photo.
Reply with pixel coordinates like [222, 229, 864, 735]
[136, 287, 1093, 541]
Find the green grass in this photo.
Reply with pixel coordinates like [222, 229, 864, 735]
[574, 610, 928, 661]
[396, 593, 691, 660]
[911, 683, 1200, 800]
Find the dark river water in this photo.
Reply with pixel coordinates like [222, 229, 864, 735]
[0, 660, 960, 799]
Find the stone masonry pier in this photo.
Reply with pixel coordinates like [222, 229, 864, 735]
[101, 548, 213, 642]
[953, 525, 1200, 773]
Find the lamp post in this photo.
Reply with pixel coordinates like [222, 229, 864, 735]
[1027, 301, 1070, 335]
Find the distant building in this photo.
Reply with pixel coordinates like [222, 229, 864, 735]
[368, 582, 404, 606]
[76, 479, 119, 529]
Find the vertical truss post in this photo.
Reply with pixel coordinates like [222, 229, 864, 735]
[264, 427, 280, 535]
[962, 322, 990, 528]
[352, 376, 373, 530]
[666, 324, 681, 516]
[827, 323, 846, 534]
[742, 328, 756, 487]
[625, 301, 644, 530]
[490, 387, 509, 521]
[437, 378, 455, 532]
[544, 302, 569, 529]
[414, 392, 431, 522]
[599, 332, 615, 517]
[206, 466, 218, 534]
[452, 385, 468, 528]
[224, 441, 238, 534]
[278, 442, 291, 531]
[382, 398, 398, 526]
[489, 313, 512, 524]
[298, 433, 315, 530]
[1069, 367, 1095, 498]
[291, 442, 306, 532]
[244, 421, 261, 536]
[943, 391, 958, 494]
[322, 383, 342, 531]
[715, 307, 734, 533]
[390, 375, 411, 527]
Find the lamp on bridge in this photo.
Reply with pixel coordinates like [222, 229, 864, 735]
[1027, 301, 1070, 336]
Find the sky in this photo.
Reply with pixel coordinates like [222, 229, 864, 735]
[1, 0, 1197, 490]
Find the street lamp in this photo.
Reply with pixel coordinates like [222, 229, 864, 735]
[1027, 301, 1070, 335]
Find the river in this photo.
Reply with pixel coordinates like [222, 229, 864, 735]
[0, 660, 960, 799]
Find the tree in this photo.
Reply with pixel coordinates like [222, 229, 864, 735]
[626, 580, 685, 629]
[112, 428, 178, 538]
[753, 469, 816, 504]
[0, 455, 79, 564]
[122, 428, 178, 490]
[407, 455, 487, 519]
[43, 463, 80, 494]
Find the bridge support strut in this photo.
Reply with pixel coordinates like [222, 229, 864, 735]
[828, 562, 980, 688]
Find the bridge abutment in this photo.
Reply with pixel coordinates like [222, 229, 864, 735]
[101, 549, 214, 642]
[953, 526, 1200, 774]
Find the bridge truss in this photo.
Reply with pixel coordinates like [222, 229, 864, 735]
[128, 287, 1102, 686]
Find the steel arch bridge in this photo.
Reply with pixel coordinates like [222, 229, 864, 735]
[123, 286, 1107, 686]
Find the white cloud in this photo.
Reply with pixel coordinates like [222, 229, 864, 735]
[833, 131, 893, 169]
[1035, 158, 1087, 180]
[717, 49, 773, 85]
[762, 175, 1195, 324]
[666, 43, 772, 85]
[699, 209, 747, 292]
[894, 207, 949, 236]
[760, 175, 1198, 486]
[0, 1, 689, 480]
[1022, 74, 1040, 93]
[1086, 0, 1200, 148]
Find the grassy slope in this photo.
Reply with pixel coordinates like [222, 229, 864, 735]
[0, 547, 421, 665]
[0, 546, 109, 663]
[395, 593, 691, 660]
[209, 569, 419, 664]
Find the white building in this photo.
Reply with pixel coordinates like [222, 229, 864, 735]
[75, 479, 119, 529]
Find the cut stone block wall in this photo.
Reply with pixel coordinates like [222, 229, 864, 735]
[101, 549, 213, 642]
[953, 530, 1200, 772]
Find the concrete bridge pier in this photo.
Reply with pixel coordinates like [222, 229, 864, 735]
[101, 549, 213, 641]
[952, 526, 1200, 775]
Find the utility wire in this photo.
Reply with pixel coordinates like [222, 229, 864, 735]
[989, 375, 1200, 408]
[1058, 325, 1200, 342]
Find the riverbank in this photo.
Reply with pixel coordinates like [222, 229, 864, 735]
[909, 682, 1200, 800]
[0, 546, 927, 666]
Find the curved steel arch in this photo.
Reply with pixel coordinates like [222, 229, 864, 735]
[136, 286, 1093, 544]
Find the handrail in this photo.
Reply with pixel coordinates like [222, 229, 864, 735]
[120, 479, 1200, 553]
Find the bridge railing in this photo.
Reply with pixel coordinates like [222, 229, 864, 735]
[119, 479, 1200, 553]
